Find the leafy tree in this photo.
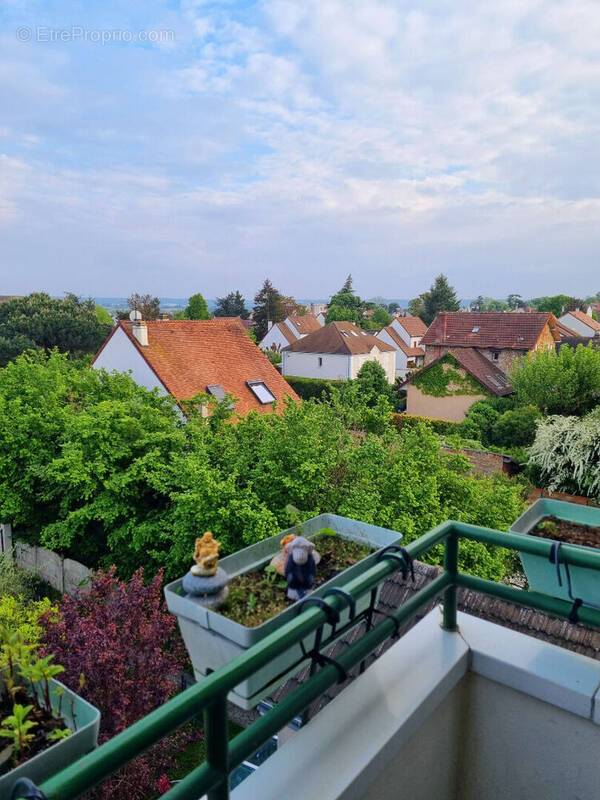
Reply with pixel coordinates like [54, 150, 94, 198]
[370, 306, 392, 330]
[507, 294, 524, 310]
[40, 567, 192, 800]
[530, 295, 583, 317]
[460, 401, 501, 443]
[492, 405, 541, 448]
[326, 304, 361, 325]
[528, 410, 600, 500]
[279, 296, 307, 317]
[421, 275, 461, 325]
[511, 343, 600, 415]
[213, 291, 250, 318]
[387, 301, 400, 314]
[354, 361, 393, 407]
[95, 305, 114, 325]
[0, 293, 112, 367]
[478, 297, 509, 312]
[184, 293, 211, 320]
[326, 275, 364, 325]
[120, 293, 161, 320]
[408, 294, 427, 318]
[253, 279, 284, 340]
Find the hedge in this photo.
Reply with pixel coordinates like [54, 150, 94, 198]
[284, 375, 346, 401]
[390, 413, 461, 436]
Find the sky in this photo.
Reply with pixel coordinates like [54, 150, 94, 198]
[1, 0, 599, 302]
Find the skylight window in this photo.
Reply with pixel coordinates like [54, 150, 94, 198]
[247, 380, 276, 404]
[472, 326, 480, 333]
[206, 384, 227, 401]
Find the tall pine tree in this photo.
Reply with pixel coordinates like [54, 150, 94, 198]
[253, 279, 284, 340]
[214, 291, 250, 318]
[421, 275, 460, 325]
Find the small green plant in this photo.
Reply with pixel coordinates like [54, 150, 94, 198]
[264, 565, 277, 583]
[47, 727, 71, 742]
[537, 520, 559, 537]
[246, 594, 258, 613]
[0, 704, 37, 765]
[318, 527, 337, 538]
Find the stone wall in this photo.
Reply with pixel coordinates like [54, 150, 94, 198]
[442, 446, 517, 477]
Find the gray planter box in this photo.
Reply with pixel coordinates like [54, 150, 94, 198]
[510, 498, 600, 602]
[165, 513, 401, 709]
[0, 676, 100, 797]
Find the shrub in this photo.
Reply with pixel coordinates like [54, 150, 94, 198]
[491, 405, 541, 448]
[39, 567, 190, 800]
[0, 552, 42, 600]
[0, 594, 58, 646]
[390, 413, 459, 436]
[527, 411, 600, 500]
[283, 375, 346, 401]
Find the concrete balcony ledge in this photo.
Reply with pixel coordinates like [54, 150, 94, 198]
[234, 606, 600, 800]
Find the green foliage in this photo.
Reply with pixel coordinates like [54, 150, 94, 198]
[420, 275, 461, 325]
[0, 595, 58, 646]
[183, 293, 211, 320]
[413, 355, 487, 397]
[370, 307, 393, 330]
[325, 304, 361, 325]
[460, 400, 541, 450]
[354, 361, 394, 407]
[213, 290, 250, 319]
[527, 410, 600, 500]
[119, 293, 161, 321]
[253, 279, 284, 340]
[283, 376, 346, 401]
[531, 295, 584, 316]
[0, 293, 112, 367]
[0, 553, 42, 601]
[459, 401, 500, 441]
[0, 352, 526, 583]
[94, 306, 114, 326]
[265, 350, 282, 366]
[511, 343, 600, 415]
[326, 275, 365, 326]
[390, 413, 460, 436]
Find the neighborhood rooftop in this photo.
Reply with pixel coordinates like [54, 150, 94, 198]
[380, 324, 425, 357]
[421, 311, 560, 350]
[92, 318, 298, 414]
[565, 309, 600, 332]
[404, 346, 513, 396]
[282, 320, 395, 356]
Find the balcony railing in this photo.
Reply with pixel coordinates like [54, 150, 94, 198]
[18, 520, 600, 800]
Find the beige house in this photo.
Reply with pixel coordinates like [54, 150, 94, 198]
[282, 321, 396, 383]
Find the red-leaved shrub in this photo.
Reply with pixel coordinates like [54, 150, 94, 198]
[40, 567, 193, 799]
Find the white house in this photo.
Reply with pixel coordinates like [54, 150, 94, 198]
[377, 326, 425, 379]
[92, 314, 298, 416]
[282, 321, 396, 383]
[558, 310, 600, 339]
[259, 315, 322, 351]
[389, 315, 428, 348]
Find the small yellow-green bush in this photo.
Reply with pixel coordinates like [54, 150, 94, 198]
[0, 594, 59, 645]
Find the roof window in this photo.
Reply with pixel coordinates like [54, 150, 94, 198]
[471, 326, 480, 333]
[207, 384, 235, 409]
[247, 380, 276, 404]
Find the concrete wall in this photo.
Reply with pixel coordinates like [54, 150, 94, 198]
[93, 325, 168, 394]
[282, 351, 350, 380]
[349, 349, 395, 383]
[5, 539, 91, 595]
[406, 384, 487, 422]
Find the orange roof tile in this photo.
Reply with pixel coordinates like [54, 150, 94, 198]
[282, 321, 395, 355]
[93, 318, 298, 415]
[287, 315, 322, 335]
[380, 326, 425, 357]
[394, 316, 428, 337]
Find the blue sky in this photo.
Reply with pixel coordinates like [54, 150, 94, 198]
[1, 0, 599, 300]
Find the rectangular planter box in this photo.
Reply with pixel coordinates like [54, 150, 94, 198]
[0, 676, 100, 797]
[165, 513, 401, 709]
[510, 498, 600, 603]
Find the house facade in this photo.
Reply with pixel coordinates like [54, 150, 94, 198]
[376, 316, 427, 379]
[558, 310, 600, 339]
[402, 312, 559, 421]
[259, 314, 322, 352]
[282, 321, 396, 383]
[92, 316, 298, 415]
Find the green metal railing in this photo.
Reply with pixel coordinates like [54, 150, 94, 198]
[25, 521, 600, 800]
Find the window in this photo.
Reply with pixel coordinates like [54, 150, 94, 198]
[206, 384, 227, 401]
[247, 380, 276, 404]
[491, 352, 499, 362]
[318, 357, 323, 367]
[471, 326, 480, 333]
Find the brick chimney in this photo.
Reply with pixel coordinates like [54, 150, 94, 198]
[129, 310, 149, 347]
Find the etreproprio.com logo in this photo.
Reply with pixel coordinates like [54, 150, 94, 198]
[16, 26, 175, 44]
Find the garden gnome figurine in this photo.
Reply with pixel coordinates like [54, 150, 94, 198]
[182, 532, 229, 607]
[284, 536, 318, 601]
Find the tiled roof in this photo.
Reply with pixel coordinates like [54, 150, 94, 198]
[380, 326, 425, 357]
[421, 311, 559, 350]
[555, 318, 583, 339]
[266, 561, 600, 721]
[287, 315, 322, 335]
[404, 347, 513, 396]
[564, 310, 600, 332]
[394, 316, 428, 337]
[272, 322, 297, 345]
[282, 321, 395, 356]
[93, 318, 298, 415]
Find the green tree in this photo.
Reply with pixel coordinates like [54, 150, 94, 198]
[184, 293, 211, 320]
[511, 343, 600, 415]
[507, 294, 524, 310]
[0, 293, 112, 367]
[326, 304, 362, 325]
[213, 291, 250, 318]
[95, 305, 114, 326]
[421, 275, 461, 325]
[408, 294, 427, 318]
[120, 293, 161, 320]
[253, 279, 284, 340]
[370, 307, 392, 330]
[326, 275, 364, 325]
[354, 361, 393, 407]
[530, 295, 583, 317]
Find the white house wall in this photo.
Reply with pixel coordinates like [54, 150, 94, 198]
[93, 326, 168, 394]
[376, 328, 409, 378]
[282, 352, 351, 380]
[390, 318, 411, 346]
[260, 326, 294, 352]
[350, 350, 396, 383]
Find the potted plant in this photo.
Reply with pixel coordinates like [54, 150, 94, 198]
[165, 513, 401, 709]
[510, 498, 600, 602]
[0, 624, 100, 796]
